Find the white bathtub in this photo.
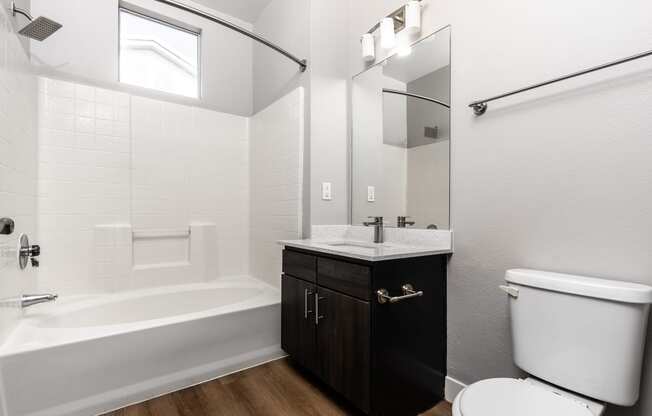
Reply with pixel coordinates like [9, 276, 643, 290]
[0, 276, 282, 416]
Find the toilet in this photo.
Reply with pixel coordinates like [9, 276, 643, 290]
[453, 269, 652, 416]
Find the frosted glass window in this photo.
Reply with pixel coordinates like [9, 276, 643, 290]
[119, 8, 200, 98]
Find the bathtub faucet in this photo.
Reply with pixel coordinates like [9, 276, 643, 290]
[21, 294, 58, 308]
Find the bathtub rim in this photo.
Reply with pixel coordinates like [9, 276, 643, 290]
[0, 275, 280, 358]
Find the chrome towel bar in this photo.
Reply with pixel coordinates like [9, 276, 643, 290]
[469, 48, 652, 116]
[376, 284, 423, 304]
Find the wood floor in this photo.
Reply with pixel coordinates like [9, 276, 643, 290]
[104, 359, 452, 416]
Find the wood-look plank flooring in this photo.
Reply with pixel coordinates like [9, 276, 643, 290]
[104, 359, 452, 416]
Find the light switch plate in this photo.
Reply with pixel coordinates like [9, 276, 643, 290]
[367, 186, 375, 202]
[322, 182, 332, 200]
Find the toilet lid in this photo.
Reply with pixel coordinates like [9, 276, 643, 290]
[459, 378, 593, 416]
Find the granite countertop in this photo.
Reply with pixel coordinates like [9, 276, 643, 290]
[278, 238, 452, 262]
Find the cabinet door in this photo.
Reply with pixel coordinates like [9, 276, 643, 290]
[281, 275, 318, 373]
[316, 286, 370, 413]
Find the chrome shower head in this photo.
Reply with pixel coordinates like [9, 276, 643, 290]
[12, 2, 62, 41]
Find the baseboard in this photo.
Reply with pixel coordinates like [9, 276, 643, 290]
[445, 376, 467, 402]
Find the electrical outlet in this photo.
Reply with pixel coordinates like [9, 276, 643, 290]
[367, 186, 375, 202]
[322, 182, 332, 200]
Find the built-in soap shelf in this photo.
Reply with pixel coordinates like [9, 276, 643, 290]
[132, 228, 191, 240]
[93, 223, 217, 287]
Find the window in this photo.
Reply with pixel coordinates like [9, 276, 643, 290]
[119, 7, 200, 98]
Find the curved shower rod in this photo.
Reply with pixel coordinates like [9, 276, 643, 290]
[152, 0, 307, 72]
[383, 88, 450, 109]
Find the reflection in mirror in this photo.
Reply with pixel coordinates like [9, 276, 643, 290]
[352, 27, 451, 230]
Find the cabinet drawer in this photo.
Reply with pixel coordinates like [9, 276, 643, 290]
[283, 250, 317, 282]
[317, 258, 371, 300]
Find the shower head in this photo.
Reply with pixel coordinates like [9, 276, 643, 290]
[11, 2, 62, 41]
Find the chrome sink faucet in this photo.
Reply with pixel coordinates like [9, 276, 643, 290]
[21, 294, 58, 308]
[363, 216, 384, 243]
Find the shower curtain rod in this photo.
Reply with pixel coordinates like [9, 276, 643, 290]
[152, 0, 307, 72]
[383, 88, 451, 108]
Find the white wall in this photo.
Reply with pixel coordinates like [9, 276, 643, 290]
[346, 1, 652, 415]
[30, 0, 254, 116]
[0, 1, 39, 343]
[250, 87, 304, 287]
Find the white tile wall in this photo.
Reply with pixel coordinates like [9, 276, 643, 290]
[37, 82, 251, 294]
[131, 97, 250, 282]
[0, 6, 38, 342]
[250, 88, 304, 287]
[37, 78, 131, 294]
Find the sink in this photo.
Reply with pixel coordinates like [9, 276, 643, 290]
[321, 241, 397, 255]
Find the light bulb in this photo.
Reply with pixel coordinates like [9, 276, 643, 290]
[405, 1, 422, 35]
[380, 18, 396, 50]
[361, 33, 375, 62]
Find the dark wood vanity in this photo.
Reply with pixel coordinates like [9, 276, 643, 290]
[281, 247, 447, 415]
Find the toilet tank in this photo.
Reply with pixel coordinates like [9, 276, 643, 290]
[504, 269, 652, 406]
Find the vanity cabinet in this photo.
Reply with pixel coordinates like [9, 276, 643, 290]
[281, 247, 447, 416]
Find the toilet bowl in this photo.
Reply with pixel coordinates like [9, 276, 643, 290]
[452, 378, 605, 416]
[451, 269, 652, 416]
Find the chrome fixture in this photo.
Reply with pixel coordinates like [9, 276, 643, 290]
[304, 288, 313, 319]
[363, 216, 384, 243]
[11, 1, 62, 41]
[17, 233, 40, 270]
[376, 284, 423, 304]
[21, 294, 58, 308]
[383, 88, 450, 108]
[1, 218, 15, 235]
[469, 48, 652, 116]
[397, 216, 415, 228]
[315, 293, 324, 325]
[151, 0, 307, 72]
[363, 0, 423, 58]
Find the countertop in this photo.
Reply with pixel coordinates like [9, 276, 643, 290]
[278, 238, 453, 262]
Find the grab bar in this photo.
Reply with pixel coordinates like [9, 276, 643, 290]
[376, 284, 423, 304]
[132, 228, 191, 240]
[469, 48, 652, 115]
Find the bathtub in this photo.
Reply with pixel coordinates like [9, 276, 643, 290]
[0, 276, 283, 416]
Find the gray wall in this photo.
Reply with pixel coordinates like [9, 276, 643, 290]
[406, 65, 450, 146]
[347, 1, 652, 415]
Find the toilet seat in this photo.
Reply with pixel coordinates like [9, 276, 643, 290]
[454, 378, 594, 416]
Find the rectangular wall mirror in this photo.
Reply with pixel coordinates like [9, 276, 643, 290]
[351, 26, 451, 230]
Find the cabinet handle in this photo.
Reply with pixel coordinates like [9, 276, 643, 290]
[315, 293, 325, 325]
[304, 289, 313, 319]
[376, 284, 423, 304]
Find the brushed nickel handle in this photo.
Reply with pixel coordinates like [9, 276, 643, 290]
[304, 289, 313, 318]
[376, 284, 423, 304]
[315, 294, 324, 325]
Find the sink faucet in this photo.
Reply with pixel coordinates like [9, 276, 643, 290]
[397, 216, 415, 228]
[21, 294, 58, 308]
[363, 216, 384, 243]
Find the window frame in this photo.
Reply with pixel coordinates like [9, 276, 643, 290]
[118, 4, 202, 99]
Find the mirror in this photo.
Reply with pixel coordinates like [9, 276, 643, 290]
[351, 27, 451, 230]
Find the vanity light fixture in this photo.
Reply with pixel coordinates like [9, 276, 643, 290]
[361, 0, 423, 62]
[380, 18, 396, 49]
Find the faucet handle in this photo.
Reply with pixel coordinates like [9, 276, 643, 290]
[367, 216, 383, 222]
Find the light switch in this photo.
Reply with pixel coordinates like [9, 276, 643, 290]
[367, 186, 375, 202]
[322, 182, 332, 200]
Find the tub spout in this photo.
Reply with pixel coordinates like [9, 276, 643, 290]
[21, 294, 58, 308]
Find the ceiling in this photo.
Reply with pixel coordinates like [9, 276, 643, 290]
[190, 0, 273, 23]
